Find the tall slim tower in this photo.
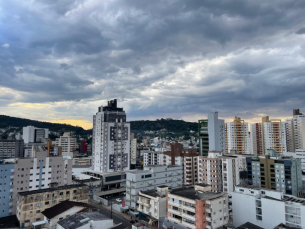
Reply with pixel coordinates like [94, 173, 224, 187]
[92, 99, 130, 173]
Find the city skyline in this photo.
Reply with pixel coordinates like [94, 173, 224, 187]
[1, 1, 305, 129]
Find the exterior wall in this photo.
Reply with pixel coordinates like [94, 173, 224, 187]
[246, 156, 302, 196]
[137, 192, 167, 220]
[208, 112, 225, 154]
[232, 186, 305, 228]
[143, 151, 163, 166]
[130, 134, 137, 166]
[293, 115, 305, 150]
[198, 154, 222, 192]
[250, 123, 263, 155]
[16, 185, 89, 228]
[167, 192, 228, 229]
[263, 122, 287, 154]
[12, 151, 72, 214]
[221, 157, 239, 193]
[0, 140, 24, 158]
[55, 134, 77, 158]
[0, 163, 14, 218]
[126, 166, 183, 210]
[225, 117, 250, 154]
[92, 102, 130, 173]
[23, 126, 49, 144]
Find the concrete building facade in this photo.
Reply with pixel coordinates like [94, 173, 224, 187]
[142, 150, 163, 166]
[16, 184, 88, 228]
[23, 126, 49, 144]
[0, 140, 24, 158]
[0, 162, 14, 218]
[198, 112, 225, 156]
[232, 185, 305, 229]
[55, 132, 77, 158]
[246, 154, 302, 196]
[225, 117, 250, 154]
[126, 165, 183, 210]
[92, 99, 130, 173]
[12, 146, 73, 214]
[165, 185, 229, 229]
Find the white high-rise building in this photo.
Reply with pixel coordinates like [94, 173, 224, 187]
[208, 112, 225, 153]
[293, 114, 305, 150]
[225, 117, 250, 154]
[263, 121, 287, 154]
[130, 133, 137, 168]
[55, 132, 77, 158]
[23, 126, 49, 144]
[92, 99, 130, 173]
[142, 150, 163, 166]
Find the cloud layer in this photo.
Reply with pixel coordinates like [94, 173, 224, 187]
[1, 0, 305, 128]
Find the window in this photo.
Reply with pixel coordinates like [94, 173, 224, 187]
[60, 192, 63, 196]
[36, 210, 40, 213]
[66, 191, 70, 195]
[73, 190, 77, 194]
[45, 201, 49, 205]
[36, 203, 41, 207]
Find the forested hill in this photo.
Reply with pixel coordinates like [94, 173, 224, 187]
[0, 115, 198, 134]
[129, 119, 198, 132]
[0, 115, 89, 135]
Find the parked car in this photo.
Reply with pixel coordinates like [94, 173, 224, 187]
[116, 198, 122, 202]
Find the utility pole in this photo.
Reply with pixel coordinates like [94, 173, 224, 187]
[110, 199, 112, 219]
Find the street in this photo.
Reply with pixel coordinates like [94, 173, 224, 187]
[90, 201, 133, 229]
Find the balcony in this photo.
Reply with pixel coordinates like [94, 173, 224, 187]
[168, 216, 182, 224]
[183, 205, 196, 213]
[168, 208, 182, 216]
[169, 201, 180, 207]
[285, 207, 301, 216]
[206, 208, 211, 213]
[206, 225, 211, 229]
[206, 217, 211, 222]
[182, 221, 196, 229]
[182, 213, 196, 221]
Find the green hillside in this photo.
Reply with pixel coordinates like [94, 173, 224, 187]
[0, 115, 198, 135]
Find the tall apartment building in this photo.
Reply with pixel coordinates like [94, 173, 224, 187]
[251, 116, 288, 155]
[163, 143, 199, 186]
[125, 165, 183, 210]
[0, 140, 24, 158]
[246, 154, 302, 196]
[165, 184, 229, 229]
[92, 99, 130, 173]
[0, 161, 14, 218]
[12, 146, 72, 214]
[142, 150, 163, 166]
[232, 185, 305, 229]
[292, 111, 305, 150]
[250, 123, 263, 155]
[198, 112, 225, 156]
[23, 126, 49, 144]
[225, 117, 250, 154]
[219, 155, 240, 193]
[130, 133, 137, 169]
[197, 152, 223, 192]
[55, 132, 77, 158]
[263, 118, 287, 154]
[16, 184, 88, 228]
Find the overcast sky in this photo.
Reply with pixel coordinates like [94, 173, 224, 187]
[1, 0, 305, 129]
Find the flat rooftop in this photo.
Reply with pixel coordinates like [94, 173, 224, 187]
[18, 184, 87, 196]
[170, 186, 226, 200]
[58, 212, 110, 229]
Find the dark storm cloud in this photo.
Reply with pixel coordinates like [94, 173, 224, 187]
[0, 0, 305, 122]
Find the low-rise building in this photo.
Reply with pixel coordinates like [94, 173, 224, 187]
[137, 186, 168, 227]
[165, 184, 229, 229]
[126, 165, 183, 210]
[41, 200, 94, 229]
[56, 212, 115, 229]
[16, 184, 88, 228]
[142, 150, 163, 166]
[72, 157, 92, 166]
[232, 185, 305, 229]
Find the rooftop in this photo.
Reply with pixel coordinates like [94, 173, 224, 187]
[41, 201, 94, 219]
[195, 183, 211, 187]
[169, 186, 226, 200]
[158, 185, 168, 188]
[18, 184, 87, 196]
[57, 212, 111, 229]
[236, 222, 264, 229]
